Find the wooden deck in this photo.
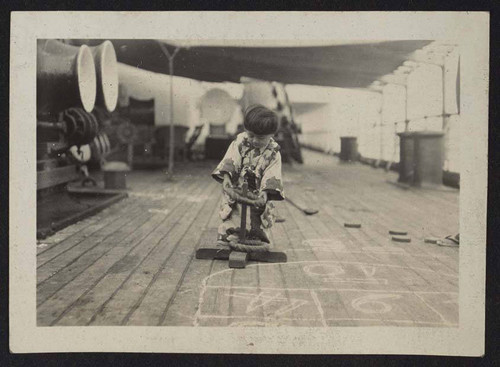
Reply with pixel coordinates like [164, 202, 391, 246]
[37, 150, 459, 327]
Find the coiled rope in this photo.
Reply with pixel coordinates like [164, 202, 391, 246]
[226, 234, 271, 253]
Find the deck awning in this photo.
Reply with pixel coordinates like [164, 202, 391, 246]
[108, 39, 431, 88]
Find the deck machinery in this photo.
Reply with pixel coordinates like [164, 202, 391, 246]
[36, 39, 122, 238]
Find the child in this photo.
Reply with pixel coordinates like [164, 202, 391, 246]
[212, 105, 285, 245]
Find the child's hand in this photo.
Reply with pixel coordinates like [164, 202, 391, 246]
[222, 174, 232, 192]
[256, 191, 268, 207]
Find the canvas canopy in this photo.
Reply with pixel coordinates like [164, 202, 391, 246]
[108, 40, 431, 88]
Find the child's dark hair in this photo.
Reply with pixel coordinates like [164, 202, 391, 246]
[243, 105, 278, 135]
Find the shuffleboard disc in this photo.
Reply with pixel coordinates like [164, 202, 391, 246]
[392, 235, 411, 243]
[389, 229, 408, 236]
[344, 223, 361, 228]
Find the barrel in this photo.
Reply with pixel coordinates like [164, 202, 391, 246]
[397, 132, 415, 183]
[339, 136, 358, 162]
[397, 131, 444, 187]
[103, 161, 130, 190]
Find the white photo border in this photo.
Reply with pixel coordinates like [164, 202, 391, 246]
[9, 11, 488, 355]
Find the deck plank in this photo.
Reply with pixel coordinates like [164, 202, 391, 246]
[157, 235, 218, 325]
[304, 168, 459, 274]
[37, 197, 139, 255]
[336, 180, 459, 274]
[280, 155, 458, 326]
[37, 201, 144, 281]
[304, 174, 457, 291]
[112, 182, 219, 326]
[282, 188, 368, 326]
[36, 177, 202, 306]
[53, 179, 211, 326]
[87, 182, 217, 326]
[36, 210, 153, 307]
[38, 178, 203, 325]
[156, 179, 225, 326]
[36, 170, 163, 253]
[37, 151, 459, 327]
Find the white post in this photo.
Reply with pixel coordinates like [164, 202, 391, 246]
[367, 82, 385, 165]
[404, 84, 409, 131]
[379, 91, 384, 162]
[168, 56, 175, 176]
[157, 42, 180, 178]
[441, 63, 447, 131]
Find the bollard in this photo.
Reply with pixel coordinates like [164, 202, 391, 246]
[103, 161, 130, 190]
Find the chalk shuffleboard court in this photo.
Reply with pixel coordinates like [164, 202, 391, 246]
[37, 150, 459, 327]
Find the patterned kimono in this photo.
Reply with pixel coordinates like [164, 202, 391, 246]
[212, 132, 285, 243]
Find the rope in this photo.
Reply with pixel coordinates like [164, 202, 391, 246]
[226, 234, 271, 253]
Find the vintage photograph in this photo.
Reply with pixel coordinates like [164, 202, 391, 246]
[35, 38, 461, 327]
[10, 12, 488, 355]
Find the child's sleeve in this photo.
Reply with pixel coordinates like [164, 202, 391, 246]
[261, 151, 285, 201]
[211, 140, 241, 183]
